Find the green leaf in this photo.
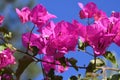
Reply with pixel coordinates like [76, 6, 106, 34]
[30, 46, 39, 56]
[58, 57, 67, 67]
[47, 68, 55, 79]
[86, 58, 105, 73]
[68, 58, 78, 71]
[5, 43, 15, 50]
[0, 45, 6, 51]
[0, 27, 9, 34]
[54, 75, 63, 80]
[70, 76, 78, 80]
[78, 39, 88, 51]
[4, 32, 12, 40]
[111, 74, 120, 80]
[16, 55, 34, 80]
[103, 51, 116, 64]
[86, 72, 99, 79]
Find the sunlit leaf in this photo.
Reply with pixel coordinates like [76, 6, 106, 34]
[4, 32, 12, 40]
[78, 39, 88, 51]
[86, 58, 105, 73]
[0, 45, 6, 51]
[5, 43, 15, 50]
[103, 51, 116, 64]
[86, 72, 99, 79]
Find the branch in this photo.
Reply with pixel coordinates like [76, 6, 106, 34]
[16, 49, 87, 69]
[97, 66, 120, 79]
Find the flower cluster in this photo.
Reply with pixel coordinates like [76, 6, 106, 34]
[16, 2, 120, 74]
[0, 48, 15, 69]
[78, 2, 120, 56]
[16, 4, 80, 73]
[16, 4, 56, 32]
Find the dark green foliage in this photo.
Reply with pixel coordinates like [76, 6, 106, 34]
[68, 58, 78, 71]
[47, 68, 55, 79]
[58, 57, 67, 67]
[70, 76, 78, 80]
[30, 46, 39, 56]
[103, 51, 116, 64]
[15, 55, 34, 80]
[111, 74, 120, 80]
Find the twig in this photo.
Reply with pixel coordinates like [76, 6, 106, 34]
[85, 51, 94, 57]
[94, 54, 96, 69]
[97, 66, 120, 79]
[16, 49, 87, 69]
[26, 25, 35, 53]
[40, 54, 46, 80]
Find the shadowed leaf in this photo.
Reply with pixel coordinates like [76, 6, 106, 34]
[68, 58, 78, 71]
[111, 74, 120, 80]
[58, 57, 67, 67]
[70, 76, 78, 80]
[16, 55, 34, 80]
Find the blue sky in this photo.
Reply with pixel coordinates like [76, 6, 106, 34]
[32, 0, 120, 80]
[35, 0, 120, 22]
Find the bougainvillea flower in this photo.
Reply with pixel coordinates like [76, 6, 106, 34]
[0, 48, 15, 69]
[78, 2, 98, 19]
[111, 11, 120, 18]
[113, 21, 120, 46]
[45, 37, 68, 57]
[94, 10, 107, 21]
[56, 61, 69, 73]
[42, 21, 79, 58]
[0, 15, 4, 25]
[30, 4, 56, 32]
[88, 33, 114, 56]
[42, 21, 55, 38]
[54, 21, 78, 51]
[1, 74, 12, 80]
[86, 22, 115, 56]
[42, 56, 56, 73]
[16, 7, 31, 23]
[22, 32, 45, 54]
[42, 55, 69, 73]
[72, 20, 87, 42]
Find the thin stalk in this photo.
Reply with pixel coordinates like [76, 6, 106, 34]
[40, 55, 46, 80]
[26, 25, 35, 52]
[16, 49, 87, 69]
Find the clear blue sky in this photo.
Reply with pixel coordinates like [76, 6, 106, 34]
[33, 0, 120, 80]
